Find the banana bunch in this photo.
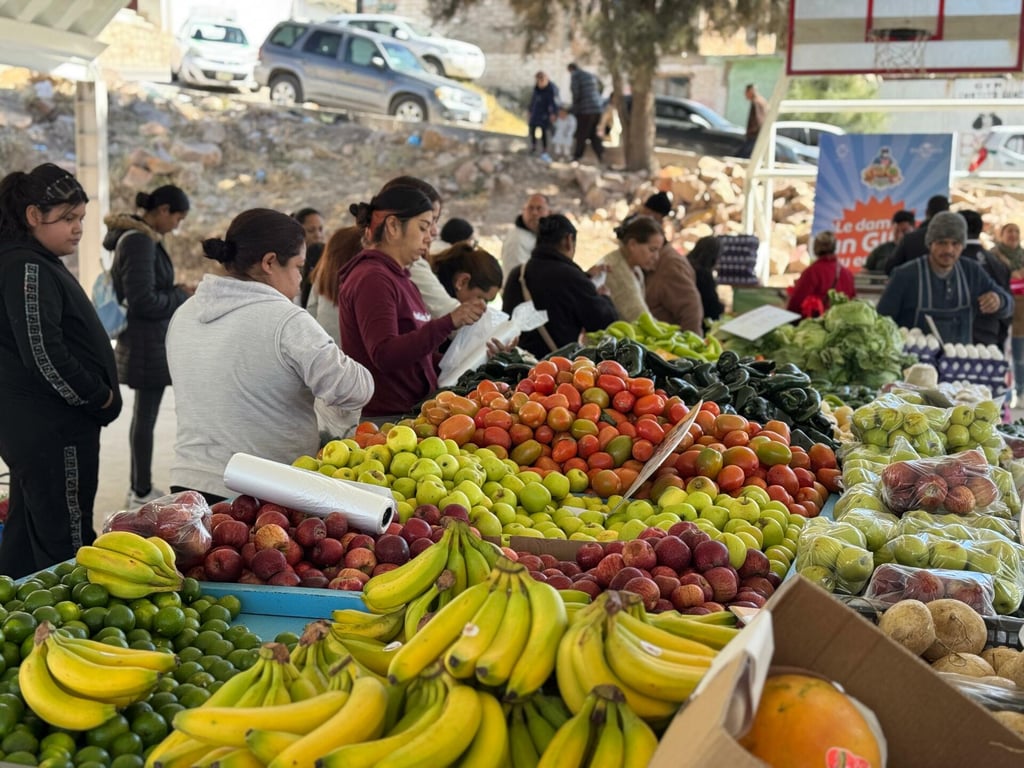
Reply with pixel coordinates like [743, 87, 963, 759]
[505, 693, 572, 767]
[387, 556, 566, 699]
[76, 531, 182, 599]
[361, 519, 500, 615]
[317, 665, 505, 768]
[537, 685, 658, 768]
[18, 622, 176, 731]
[145, 642, 300, 768]
[557, 590, 737, 723]
[331, 605, 405, 643]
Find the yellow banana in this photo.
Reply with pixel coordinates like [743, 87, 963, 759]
[555, 621, 589, 715]
[475, 578, 531, 688]
[94, 531, 178, 576]
[84, 568, 177, 599]
[149, 737, 220, 768]
[317, 690, 445, 768]
[403, 577, 441, 641]
[362, 526, 453, 613]
[288, 674, 321, 701]
[331, 607, 405, 642]
[269, 675, 388, 768]
[328, 633, 400, 677]
[147, 534, 181, 571]
[460, 530, 493, 586]
[619, 698, 660, 768]
[589, 698, 624, 768]
[615, 610, 717, 658]
[456, 690, 508, 768]
[464, 533, 502, 568]
[173, 690, 348, 747]
[376, 682, 482, 768]
[508, 703, 540, 768]
[43, 635, 159, 701]
[444, 573, 509, 678]
[532, 692, 571, 729]
[18, 642, 117, 730]
[50, 630, 176, 673]
[521, 699, 557, 755]
[558, 589, 593, 604]
[387, 580, 491, 684]
[604, 621, 707, 703]
[191, 745, 237, 767]
[613, 618, 716, 667]
[260, 659, 291, 707]
[76, 546, 179, 585]
[505, 572, 566, 701]
[646, 611, 739, 649]
[536, 689, 598, 768]
[210, 748, 264, 768]
[446, 533, 469, 594]
[246, 729, 301, 764]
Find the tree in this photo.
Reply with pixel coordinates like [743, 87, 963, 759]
[785, 76, 885, 133]
[431, 0, 788, 171]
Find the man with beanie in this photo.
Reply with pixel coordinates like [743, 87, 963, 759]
[877, 211, 1012, 343]
[884, 194, 950, 275]
[637, 193, 705, 333]
[501, 193, 549, 284]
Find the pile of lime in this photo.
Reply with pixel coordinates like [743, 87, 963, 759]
[0, 563, 266, 767]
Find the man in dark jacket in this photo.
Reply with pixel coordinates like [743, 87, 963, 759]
[961, 209, 1011, 347]
[885, 194, 949, 274]
[528, 71, 559, 161]
[568, 62, 604, 163]
[502, 214, 617, 357]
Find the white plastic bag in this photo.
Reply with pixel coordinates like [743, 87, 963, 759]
[437, 303, 548, 387]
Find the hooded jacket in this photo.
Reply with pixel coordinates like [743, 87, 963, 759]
[166, 274, 373, 497]
[500, 215, 537, 285]
[0, 235, 121, 450]
[338, 249, 455, 417]
[104, 213, 189, 389]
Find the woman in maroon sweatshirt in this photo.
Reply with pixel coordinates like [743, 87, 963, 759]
[338, 186, 485, 420]
[786, 230, 856, 318]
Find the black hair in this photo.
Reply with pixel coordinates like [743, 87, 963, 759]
[893, 210, 916, 225]
[381, 176, 442, 206]
[687, 236, 721, 272]
[961, 209, 984, 239]
[202, 208, 304, 275]
[926, 195, 950, 218]
[349, 186, 434, 244]
[0, 163, 88, 237]
[137, 185, 189, 214]
[440, 217, 474, 245]
[614, 215, 663, 244]
[536, 214, 577, 247]
[292, 207, 321, 224]
[433, 242, 503, 297]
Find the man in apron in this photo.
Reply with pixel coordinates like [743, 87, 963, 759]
[877, 211, 1012, 344]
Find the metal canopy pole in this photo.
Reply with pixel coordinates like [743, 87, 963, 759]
[74, 64, 109, 298]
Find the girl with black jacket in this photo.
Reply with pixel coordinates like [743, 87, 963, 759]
[104, 186, 192, 507]
[0, 163, 122, 577]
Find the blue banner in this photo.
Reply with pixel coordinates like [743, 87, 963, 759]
[813, 134, 954, 273]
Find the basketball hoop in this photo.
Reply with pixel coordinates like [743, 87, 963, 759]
[869, 27, 930, 77]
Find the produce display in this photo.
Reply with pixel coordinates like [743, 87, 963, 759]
[585, 312, 722, 361]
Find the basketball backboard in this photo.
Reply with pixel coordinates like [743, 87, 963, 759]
[787, 0, 1024, 76]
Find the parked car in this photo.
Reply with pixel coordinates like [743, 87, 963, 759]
[255, 21, 487, 125]
[621, 95, 818, 164]
[773, 121, 845, 147]
[171, 17, 258, 91]
[326, 13, 485, 80]
[969, 125, 1024, 172]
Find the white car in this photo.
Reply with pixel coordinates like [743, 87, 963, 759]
[171, 18, 258, 91]
[326, 13, 485, 80]
[969, 125, 1024, 172]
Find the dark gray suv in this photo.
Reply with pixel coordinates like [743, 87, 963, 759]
[255, 21, 487, 124]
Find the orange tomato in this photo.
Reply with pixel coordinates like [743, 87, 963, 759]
[546, 406, 574, 433]
[612, 390, 636, 413]
[576, 403, 602, 423]
[591, 469, 622, 497]
[572, 368, 597, 390]
[763, 419, 791, 442]
[563, 457, 588, 473]
[541, 393, 570, 411]
[548, 356, 573, 372]
[808, 443, 838, 472]
[635, 419, 666, 444]
[722, 429, 750, 448]
[713, 413, 748, 438]
[437, 414, 476, 445]
[587, 452, 615, 471]
[596, 360, 629, 378]
[615, 467, 640, 492]
[722, 445, 759, 475]
[518, 401, 547, 429]
[483, 409, 513, 431]
[597, 374, 628, 396]
[634, 394, 667, 417]
[716, 464, 746, 493]
[628, 377, 656, 398]
[699, 401, 720, 417]
[631, 438, 655, 463]
[616, 421, 637, 439]
[551, 437, 578, 463]
[532, 360, 559, 379]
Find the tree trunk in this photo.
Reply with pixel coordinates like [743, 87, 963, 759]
[625, 77, 656, 173]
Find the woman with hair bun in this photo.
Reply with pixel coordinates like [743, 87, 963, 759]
[432, 242, 503, 303]
[786, 230, 856, 318]
[166, 208, 373, 502]
[0, 163, 121, 577]
[598, 215, 664, 322]
[104, 185, 192, 507]
[338, 185, 486, 419]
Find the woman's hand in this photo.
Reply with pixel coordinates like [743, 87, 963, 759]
[450, 298, 487, 328]
[486, 336, 518, 357]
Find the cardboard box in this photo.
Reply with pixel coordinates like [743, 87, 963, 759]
[651, 576, 1024, 767]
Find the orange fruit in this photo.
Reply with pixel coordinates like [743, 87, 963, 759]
[739, 673, 882, 768]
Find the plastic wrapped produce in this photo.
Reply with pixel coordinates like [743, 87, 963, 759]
[864, 563, 997, 615]
[880, 449, 1016, 518]
[795, 529, 875, 596]
[833, 482, 892, 518]
[833, 507, 900, 552]
[103, 490, 212, 570]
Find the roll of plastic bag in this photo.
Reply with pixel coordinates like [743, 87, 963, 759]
[223, 453, 394, 533]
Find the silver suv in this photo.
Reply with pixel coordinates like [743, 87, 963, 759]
[255, 21, 487, 124]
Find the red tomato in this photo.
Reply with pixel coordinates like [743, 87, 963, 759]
[699, 401, 720, 417]
[588, 452, 615, 471]
[541, 393, 570, 411]
[483, 410, 513, 431]
[533, 373, 556, 395]
[612, 390, 636, 413]
[577, 433, 600, 459]
[556, 383, 582, 411]
[635, 419, 666, 444]
[722, 429, 750, 448]
[667, 399, 689, 424]
[597, 374, 628, 396]
[616, 421, 637, 439]
[551, 437, 578, 463]
[481, 426, 512, 451]
[792, 466, 816, 489]
[534, 425, 555, 444]
[633, 394, 667, 417]
[591, 469, 622, 497]
[548, 356, 572, 372]
[576, 403, 602, 423]
[766, 464, 800, 497]
[675, 449, 701, 477]
[596, 360, 630, 378]
[721, 445, 759, 475]
[628, 377, 656, 398]
[716, 464, 746, 493]
[808, 443, 838, 472]
[473, 406, 492, 429]
[532, 360, 559, 379]
[546, 406, 574, 433]
[437, 414, 476, 445]
[509, 423, 534, 445]
[518, 401, 547, 429]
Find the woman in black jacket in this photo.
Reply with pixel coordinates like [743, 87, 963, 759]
[105, 186, 191, 507]
[687, 235, 725, 328]
[0, 163, 122, 577]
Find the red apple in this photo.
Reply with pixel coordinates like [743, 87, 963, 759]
[254, 509, 290, 531]
[336, 568, 370, 584]
[267, 568, 301, 587]
[344, 548, 378, 575]
[283, 538, 304, 566]
[210, 512, 234, 531]
[400, 517, 432, 543]
[623, 576, 660, 611]
[593, 553, 625, 588]
[324, 512, 349, 539]
[608, 567, 646, 592]
[372, 563, 399, 576]
[253, 523, 290, 552]
[328, 576, 365, 591]
[229, 495, 260, 525]
[409, 538, 434, 557]
[575, 542, 605, 571]
[346, 534, 376, 552]
[251, 548, 288, 580]
[310, 537, 344, 567]
[211, 519, 250, 550]
[203, 546, 244, 582]
[375, 534, 410, 565]
[621, 540, 657, 571]
[294, 517, 327, 549]
[209, 500, 233, 517]
[240, 542, 257, 568]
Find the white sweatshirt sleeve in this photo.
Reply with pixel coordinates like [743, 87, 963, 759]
[278, 310, 374, 410]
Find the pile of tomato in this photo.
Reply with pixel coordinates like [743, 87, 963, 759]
[356, 355, 840, 505]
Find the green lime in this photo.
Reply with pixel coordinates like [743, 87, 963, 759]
[47, 584, 70, 603]
[173, 660, 203, 683]
[175, 685, 210, 709]
[227, 647, 257, 670]
[53, 561, 75, 580]
[151, 637, 174, 653]
[77, 583, 110, 609]
[79, 762, 108, 768]
[3, 598, 25, 613]
[129, 710, 167, 747]
[5, 751, 40, 765]
[109, 731, 143, 758]
[33, 570, 59, 588]
[21, 589, 55, 612]
[111, 755, 144, 768]
[198, 618, 230, 635]
[233, 631, 262, 651]
[0, 576, 16, 603]
[147, 691, 178, 710]
[39, 731, 76, 755]
[104, 605, 136, 633]
[74, 745, 111, 765]
[129, 639, 156, 652]
[38, 745, 72, 762]
[223, 624, 249, 645]
[180, 578, 201, 604]
[31, 605, 62, 627]
[62, 565, 90, 587]
[2, 728, 38, 755]
[131, 605, 157, 634]
[94, 627, 126, 643]
[120, 702, 151, 722]
[0, 655, 6, 677]
[125, 629, 152, 644]
[199, 604, 232, 625]
[100, 636, 129, 649]
[106, 597, 127, 609]
[54, 601, 81, 623]
[192, 630, 222, 653]
[171, 628, 198, 652]
[79, 606, 108, 633]
[154, 676, 178, 695]
[85, 713, 129, 749]
[187, 599, 211, 617]
[151, 592, 182, 610]
[15, 580, 45, 601]
[155, 702, 184, 723]
[0, 692, 25, 722]
[2, 612, 37, 645]
[182, 606, 200, 621]
[186, 670, 215, 688]
[177, 646, 203, 664]
[274, 631, 300, 647]
[215, 594, 242, 619]
[206, 658, 236, 682]
[152, 607, 186, 638]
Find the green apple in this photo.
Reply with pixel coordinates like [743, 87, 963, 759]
[491, 502, 517, 526]
[472, 509, 503, 537]
[657, 486, 689, 508]
[455, 480, 486, 507]
[828, 523, 867, 549]
[534, 520, 559, 534]
[453, 467, 486, 486]
[395, 500, 415, 523]
[619, 518, 648, 541]
[758, 506, 789, 529]
[357, 469, 389, 487]
[389, 452, 418, 479]
[517, 470, 543, 486]
[513, 513, 534, 528]
[501, 474, 526, 495]
[758, 519, 785, 549]
[488, 486, 519, 508]
[929, 540, 968, 570]
[481, 457, 509, 483]
[973, 400, 1001, 424]
[834, 547, 874, 585]
[605, 512, 627, 529]
[765, 544, 792, 566]
[319, 464, 340, 477]
[543, 527, 568, 540]
[354, 459, 386, 476]
[417, 435, 448, 460]
[798, 564, 836, 592]
[579, 509, 606, 526]
[693, 518, 719, 537]
[364, 444, 392, 469]
[890, 534, 930, 568]
[727, 498, 761, 524]
[345, 446, 366, 469]
[542, 472, 571, 501]
[319, 440, 351, 468]
[567, 468, 589, 494]
[624, 500, 654, 521]
[409, 457, 442, 482]
[698, 505, 730, 531]
[443, 438, 461, 456]
[723, 518, 750, 535]
[439, 490, 472, 511]
[761, 500, 791, 519]
[993, 579, 1024, 615]
[519, 482, 553, 515]
[569, 530, 598, 542]
[661, 502, 697, 522]
[392, 476, 417, 500]
[647, 513, 682, 531]
[739, 485, 771, 507]
[735, 529, 762, 551]
[687, 491, 714, 513]
[719, 532, 749, 570]
[803, 536, 844, 569]
[292, 455, 320, 471]
[862, 427, 889, 447]
[557, 515, 585, 535]
[331, 466, 355, 480]
[436, 454, 460, 481]
[969, 419, 996, 443]
[415, 478, 447, 507]
[385, 425, 419, 454]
